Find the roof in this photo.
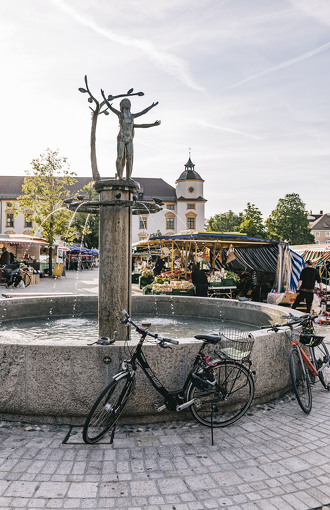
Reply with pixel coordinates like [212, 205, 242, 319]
[310, 214, 330, 230]
[133, 231, 280, 249]
[0, 176, 176, 202]
[176, 158, 204, 182]
[176, 196, 207, 202]
[0, 234, 48, 246]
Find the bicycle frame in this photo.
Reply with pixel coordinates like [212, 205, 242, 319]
[123, 331, 204, 404]
[288, 324, 328, 379]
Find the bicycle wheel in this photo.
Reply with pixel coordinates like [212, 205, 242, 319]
[289, 347, 312, 413]
[313, 341, 330, 390]
[188, 361, 254, 427]
[83, 374, 134, 444]
[22, 272, 31, 287]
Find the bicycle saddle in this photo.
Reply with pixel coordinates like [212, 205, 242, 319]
[194, 334, 220, 344]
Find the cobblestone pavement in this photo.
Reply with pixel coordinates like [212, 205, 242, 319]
[0, 386, 330, 510]
[0, 269, 142, 299]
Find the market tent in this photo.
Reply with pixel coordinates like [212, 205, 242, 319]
[133, 232, 305, 293]
[68, 245, 98, 254]
[0, 234, 48, 246]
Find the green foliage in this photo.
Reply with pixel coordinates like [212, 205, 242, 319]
[69, 182, 99, 249]
[16, 149, 77, 246]
[239, 203, 266, 238]
[265, 193, 314, 245]
[206, 210, 243, 232]
[149, 230, 163, 238]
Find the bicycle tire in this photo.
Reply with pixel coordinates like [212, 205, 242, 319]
[312, 341, 330, 390]
[187, 360, 254, 427]
[83, 374, 134, 444]
[22, 272, 31, 287]
[289, 347, 312, 413]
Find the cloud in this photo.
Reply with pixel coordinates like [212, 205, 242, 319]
[227, 40, 330, 89]
[50, 0, 205, 92]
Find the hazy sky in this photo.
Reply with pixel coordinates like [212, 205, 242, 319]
[1, 0, 329, 221]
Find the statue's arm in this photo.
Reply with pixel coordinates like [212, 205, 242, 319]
[107, 103, 121, 116]
[134, 120, 161, 128]
[133, 102, 158, 119]
[100, 89, 120, 116]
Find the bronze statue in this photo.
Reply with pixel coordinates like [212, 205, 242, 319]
[102, 96, 160, 180]
[79, 76, 160, 181]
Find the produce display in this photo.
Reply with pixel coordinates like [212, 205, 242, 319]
[152, 279, 194, 293]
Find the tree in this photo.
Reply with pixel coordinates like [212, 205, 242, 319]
[70, 182, 99, 249]
[16, 149, 77, 275]
[239, 203, 266, 238]
[206, 210, 243, 232]
[265, 193, 314, 245]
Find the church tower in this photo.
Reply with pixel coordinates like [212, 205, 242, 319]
[175, 154, 206, 232]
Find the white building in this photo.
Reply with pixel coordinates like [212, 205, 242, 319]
[0, 156, 206, 244]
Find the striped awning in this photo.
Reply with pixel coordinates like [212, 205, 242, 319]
[301, 250, 330, 267]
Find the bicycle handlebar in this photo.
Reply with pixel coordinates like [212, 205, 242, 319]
[121, 310, 179, 345]
[260, 313, 317, 332]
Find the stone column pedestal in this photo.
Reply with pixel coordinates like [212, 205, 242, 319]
[93, 178, 139, 341]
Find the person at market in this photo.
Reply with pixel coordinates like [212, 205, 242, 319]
[0, 247, 10, 266]
[291, 260, 323, 313]
[191, 264, 209, 297]
[153, 257, 165, 276]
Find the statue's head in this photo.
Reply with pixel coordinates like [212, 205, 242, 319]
[120, 98, 131, 110]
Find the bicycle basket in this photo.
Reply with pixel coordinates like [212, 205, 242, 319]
[299, 334, 324, 347]
[217, 328, 254, 361]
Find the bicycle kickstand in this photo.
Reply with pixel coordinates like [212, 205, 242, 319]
[211, 404, 217, 446]
[109, 425, 116, 445]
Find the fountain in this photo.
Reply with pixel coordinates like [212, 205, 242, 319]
[0, 77, 303, 425]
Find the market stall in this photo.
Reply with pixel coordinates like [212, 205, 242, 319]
[0, 234, 49, 285]
[132, 232, 304, 301]
[67, 245, 99, 270]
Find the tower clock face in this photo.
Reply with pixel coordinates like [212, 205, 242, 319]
[188, 186, 194, 193]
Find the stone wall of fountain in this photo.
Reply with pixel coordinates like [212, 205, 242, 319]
[0, 295, 298, 425]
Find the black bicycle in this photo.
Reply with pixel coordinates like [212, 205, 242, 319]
[83, 310, 255, 444]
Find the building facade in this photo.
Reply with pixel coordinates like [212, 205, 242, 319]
[309, 212, 330, 244]
[0, 157, 206, 244]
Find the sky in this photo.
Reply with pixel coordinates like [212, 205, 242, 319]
[1, 0, 330, 221]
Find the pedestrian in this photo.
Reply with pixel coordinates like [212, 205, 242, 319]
[0, 247, 11, 266]
[153, 257, 165, 277]
[292, 260, 322, 313]
[191, 264, 209, 297]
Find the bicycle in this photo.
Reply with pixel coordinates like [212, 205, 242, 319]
[263, 313, 330, 414]
[0, 264, 31, 288]
[83, 309, 256, 444]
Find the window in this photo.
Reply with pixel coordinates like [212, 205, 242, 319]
[167, 204, 174, 210]
[139, 216, 147, 229]
[187, 217, 195, 229]
[326, 232, 330, 237]
[166, 218, 174, 230]
[25, 216, 33, 228]
[314, 231, 320, 237]
[187, 204, 195, 209]
[6, 214, 14, 228]
[188, 186, 194, 194]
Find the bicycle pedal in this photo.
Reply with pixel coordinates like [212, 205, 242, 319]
[153, 403, 166, 412]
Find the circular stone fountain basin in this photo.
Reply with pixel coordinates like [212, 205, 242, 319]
[0, 295, 300, 425]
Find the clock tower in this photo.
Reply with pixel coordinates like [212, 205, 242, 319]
[175, 155, 206, 232]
